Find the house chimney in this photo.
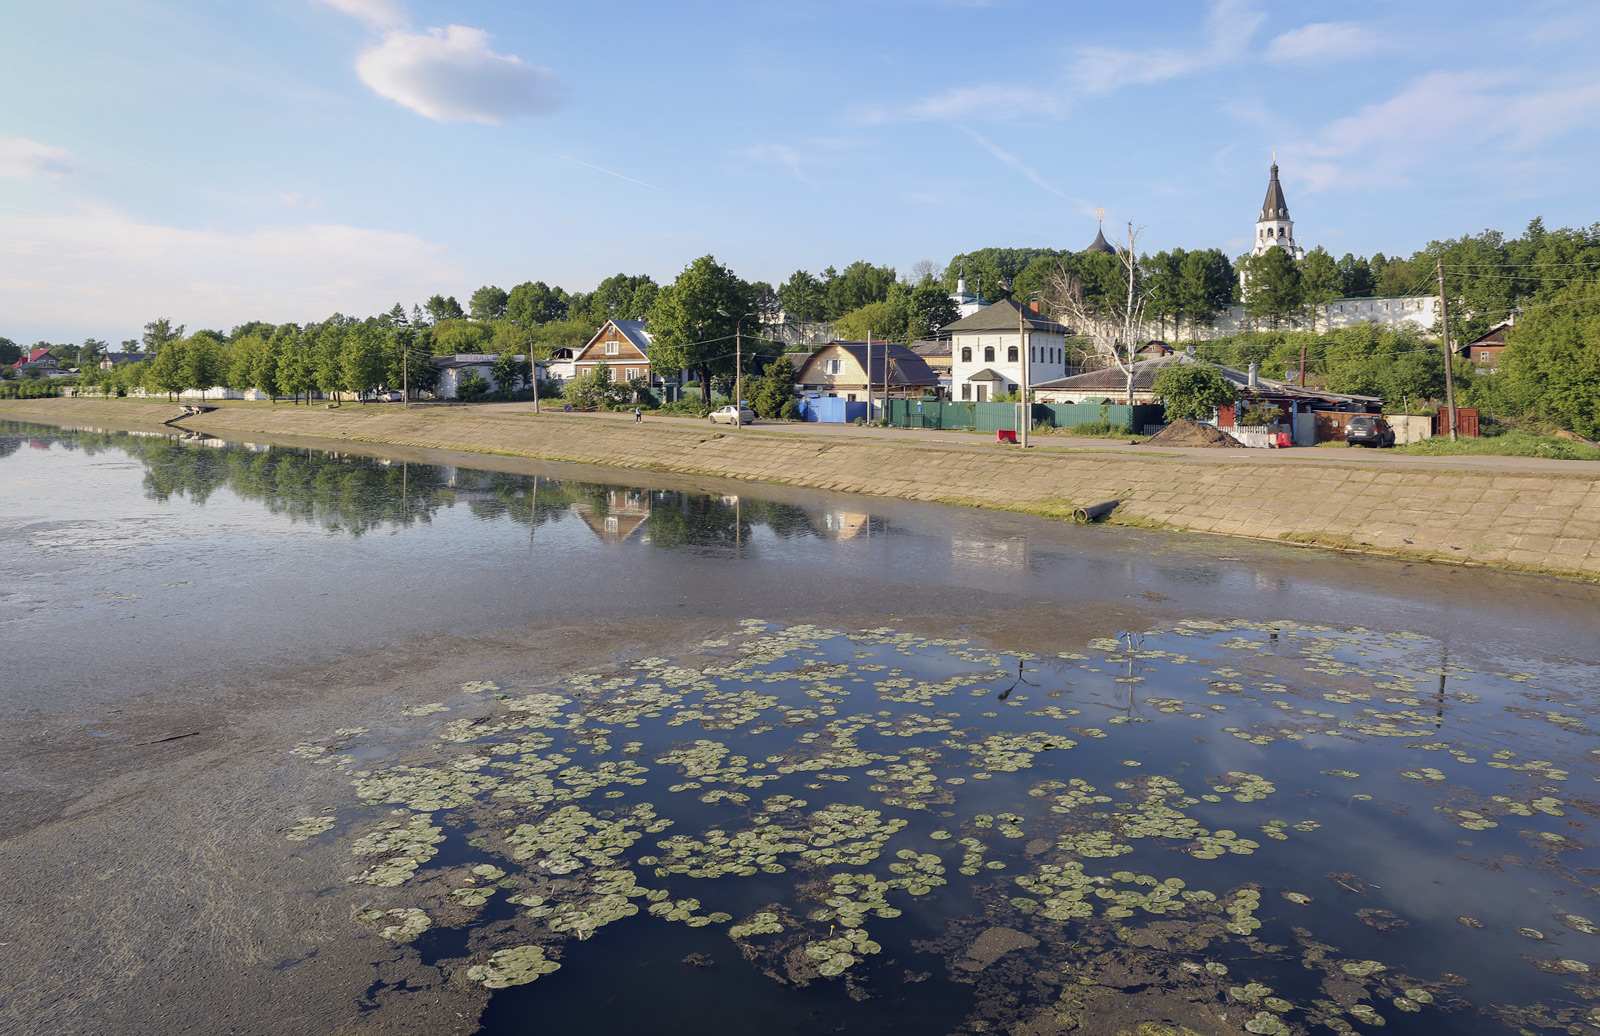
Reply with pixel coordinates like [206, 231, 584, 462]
[1029, 302, 1040, 314]
[1247, 361, 1259, 389]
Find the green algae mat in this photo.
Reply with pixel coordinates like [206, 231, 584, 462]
[285, 619, 1600, 1035]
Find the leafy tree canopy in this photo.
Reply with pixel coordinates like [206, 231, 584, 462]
[1151, 362, 1234, 423]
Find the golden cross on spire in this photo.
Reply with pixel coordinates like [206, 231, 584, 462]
[1096, 206, 1104, 223]
[1272, 149, 1277, 163]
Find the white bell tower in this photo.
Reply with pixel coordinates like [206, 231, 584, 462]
[1250, 156, 1304, 261]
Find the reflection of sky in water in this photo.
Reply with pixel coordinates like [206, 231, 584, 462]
[285, 620, 1600, 1036]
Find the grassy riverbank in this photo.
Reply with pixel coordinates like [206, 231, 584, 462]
[5, 396, 1599, 581]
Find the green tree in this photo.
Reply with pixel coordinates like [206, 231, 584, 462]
[469, 285, 509, 321]
[79, 338, 108, 370]
[1500, 277, 1600, 438]
[0, 338, 20, 365]
[1336, 253, 1374, 297]
[1151, 362, 1234, 422]
[647, 255, 755, 400]
[824, 260, 897, 319]
[1300, 247, 1342, 328]
[507, 280, 570, 325]
[1241, 247, 1302, 329]
[142, 318, 185, 352]
[430, 318, 494, 355]
[1177, 249, 1235, 332]
[424, 295, 464, 324]
[145, 342, 186, 400]
[573, 273, 659, 324]
[341, 324, 385, 401]
[776, 270, 825, 322]
[833, 300, 902, 342]
[492, 351, 531, 394]
[903, 283, 959, 341]
[750, 355, 797, 418]
[226, 334, 270, 392]
[1142, 248, 1187, 338]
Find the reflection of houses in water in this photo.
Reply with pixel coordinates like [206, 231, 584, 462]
[951, 536, 1030, 572]
[570, 489, 653, 545]
[802, 507, 885, 540]
[435, 465, 505, 503]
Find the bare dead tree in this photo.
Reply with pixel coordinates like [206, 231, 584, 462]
[1042, 222, 1154, 405]
[909, 259, 943, 286]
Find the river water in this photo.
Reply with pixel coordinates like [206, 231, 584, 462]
[4, 420, 1600, 1036]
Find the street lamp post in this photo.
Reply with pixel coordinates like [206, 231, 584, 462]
[1018, 290, 1042, 448]
[719, 309, 756, 427]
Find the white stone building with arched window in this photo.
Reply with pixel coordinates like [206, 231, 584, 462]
[945, 299, 1070, 402]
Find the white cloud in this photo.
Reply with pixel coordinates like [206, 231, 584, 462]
[733, 143, 812, 185]
[312, 0, 406, 30]
[907, 83, 1065, 121]
[0, 203, 460, 332]
[1290, 71, 1600, 190]
[1073, 0, 1265, 92]
[354, 24, 565, 123]
[1267, 22, 1382, 65]
[0, 138, 79, 179]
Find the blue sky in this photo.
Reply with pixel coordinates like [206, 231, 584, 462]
[4, 0, 1599, 343]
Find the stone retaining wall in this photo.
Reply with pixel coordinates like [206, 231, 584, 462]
[6, 397, 1598, 580]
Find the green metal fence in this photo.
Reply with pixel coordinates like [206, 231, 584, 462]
[882, 399, 1165, 433]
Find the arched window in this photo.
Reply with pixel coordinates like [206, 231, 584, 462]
[1007, 346, 1019, 362]
[960, 346, 972, 363]
[983, 346, 995, 362]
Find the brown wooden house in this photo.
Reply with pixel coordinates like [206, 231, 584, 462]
[1459, 323, 1511, 373]
[573, 319, 653, 384]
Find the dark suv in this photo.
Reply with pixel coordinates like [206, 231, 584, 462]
[1345, 414, 1395, 448]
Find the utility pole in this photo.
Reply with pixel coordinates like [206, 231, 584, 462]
[1299, 341, 1306, 388]
[866, 329, 873, 423]
[1436, 259, 1459, 442]
[1017, 301, 1028, 448]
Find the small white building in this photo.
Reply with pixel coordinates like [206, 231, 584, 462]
[945, 299, 1071, 402]
[432, 354, 527, 399]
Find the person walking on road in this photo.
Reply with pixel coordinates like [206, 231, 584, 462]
[633, 406, 643, 424]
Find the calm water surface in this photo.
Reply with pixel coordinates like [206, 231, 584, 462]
[4, 421, 1599, 1036]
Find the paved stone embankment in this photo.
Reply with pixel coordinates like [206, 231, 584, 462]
[7, 397, 1599, 580]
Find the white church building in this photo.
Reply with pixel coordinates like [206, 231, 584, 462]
[1190, 161, 1438, 338]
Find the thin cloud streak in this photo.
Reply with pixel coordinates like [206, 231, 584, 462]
[557, 155, 663, 192]
[954, 125, 1071, 200]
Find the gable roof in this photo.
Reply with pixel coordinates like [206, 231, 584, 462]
[800, 341, 939, 386]
[1033, 353, 1380, 405]
[612, 319, 652, 354]
[576, 318, 652, 362]
[940, 298, 1069, 335]
[908, 339, 951, 358]
[14, 347, 54, 368]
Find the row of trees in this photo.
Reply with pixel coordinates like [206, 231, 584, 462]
[74, 312, 443, 403]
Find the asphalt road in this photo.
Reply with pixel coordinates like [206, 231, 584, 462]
[472, 402, 1600, 475]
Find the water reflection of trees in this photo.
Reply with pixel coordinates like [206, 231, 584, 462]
[5, 423, 879, 544]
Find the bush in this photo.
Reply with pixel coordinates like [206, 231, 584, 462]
[779, 399, 803, 421]
[1237, 401, 1283, 426]
[1065, 419, 1133, 437]
[457, 371, 490, 401]
[654, 398, 714, 417]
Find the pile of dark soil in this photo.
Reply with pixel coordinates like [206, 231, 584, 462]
[1143, 419, 1244, 448]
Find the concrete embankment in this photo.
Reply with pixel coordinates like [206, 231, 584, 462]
[6, 396, 1599, 581]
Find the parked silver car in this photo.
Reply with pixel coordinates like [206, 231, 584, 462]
[709, 405, 756, 426]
